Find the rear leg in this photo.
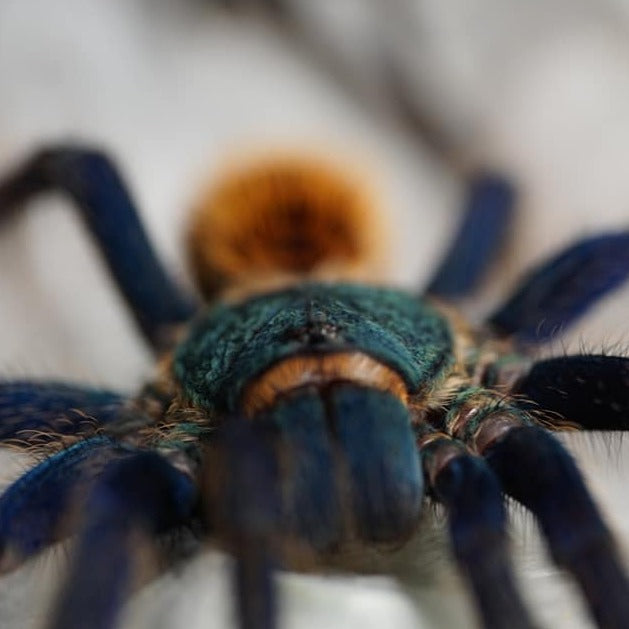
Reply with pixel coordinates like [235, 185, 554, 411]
[426, 173, 516, 299]
[488, 232, 629, 344]
[0, 146, 198, 351]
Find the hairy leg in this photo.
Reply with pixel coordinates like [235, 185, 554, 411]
[0, 381, 125, 445]
[0, 146, 197, 350]
[418, 427, 535, 629]
[485, 425, 629, 629]
[451, 400, 629, 629]
[488, 233, 629, 344]
[0, 437, 126, 571]
[46, 450, 197, 629]
[427, 173, 516, 299]
[206, 418, 280, 629]
[514, 355, 629, 430]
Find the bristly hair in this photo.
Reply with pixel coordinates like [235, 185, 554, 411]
[187, 153, 388, 300]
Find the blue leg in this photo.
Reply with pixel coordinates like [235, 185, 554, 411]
[0, 437, 125, 571]
[0, 146, 197, 350]
[420, 434, 535, 629]
[426, 173, 516, 299]
[213, 418, 280, 629]
[0, 381, 124, 444]
[489, 232, 629, 344]
[514, 355, 629, 430]
[485, 426, 629, 629]
[46, 451, 197, 629]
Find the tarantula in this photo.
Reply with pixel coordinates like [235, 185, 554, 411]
[0, 145, 628, 629]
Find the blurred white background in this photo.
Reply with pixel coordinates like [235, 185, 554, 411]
[2, 0, 629, 627]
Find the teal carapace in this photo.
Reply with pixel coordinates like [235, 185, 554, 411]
[174, 282, 454, 412]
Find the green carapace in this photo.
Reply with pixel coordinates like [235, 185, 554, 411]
[175, 282, 454, 412]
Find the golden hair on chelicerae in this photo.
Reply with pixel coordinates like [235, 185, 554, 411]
[187, 153, 388, 300]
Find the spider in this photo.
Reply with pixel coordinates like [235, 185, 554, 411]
[0, 145, 628, 629]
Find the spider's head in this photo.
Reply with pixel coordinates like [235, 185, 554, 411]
[186, 154, 389, 301]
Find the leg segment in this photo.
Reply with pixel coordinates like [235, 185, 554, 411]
[513, 355, 629, 430]
[426, 173, 516, 299]
[209, 418, 280, 629]
[0, 381, 124, 444]
[46, 451, 197, 629]
[0, 146, 197, 350]
[485, 425, 629, 629]
[419, 430, 535, 629]
[488, 232, 629, 343]
[0, 437, 124, 571]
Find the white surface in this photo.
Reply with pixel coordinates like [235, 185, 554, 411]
[2, 1, 629, 628]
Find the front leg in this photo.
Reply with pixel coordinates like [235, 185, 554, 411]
[47, 450, 197, 629]
[513, 355, 629, 430]
[0, 380, 125, 446]
[448, 395, 629, 629]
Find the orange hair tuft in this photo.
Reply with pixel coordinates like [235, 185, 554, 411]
[187, 155, 387, 300]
